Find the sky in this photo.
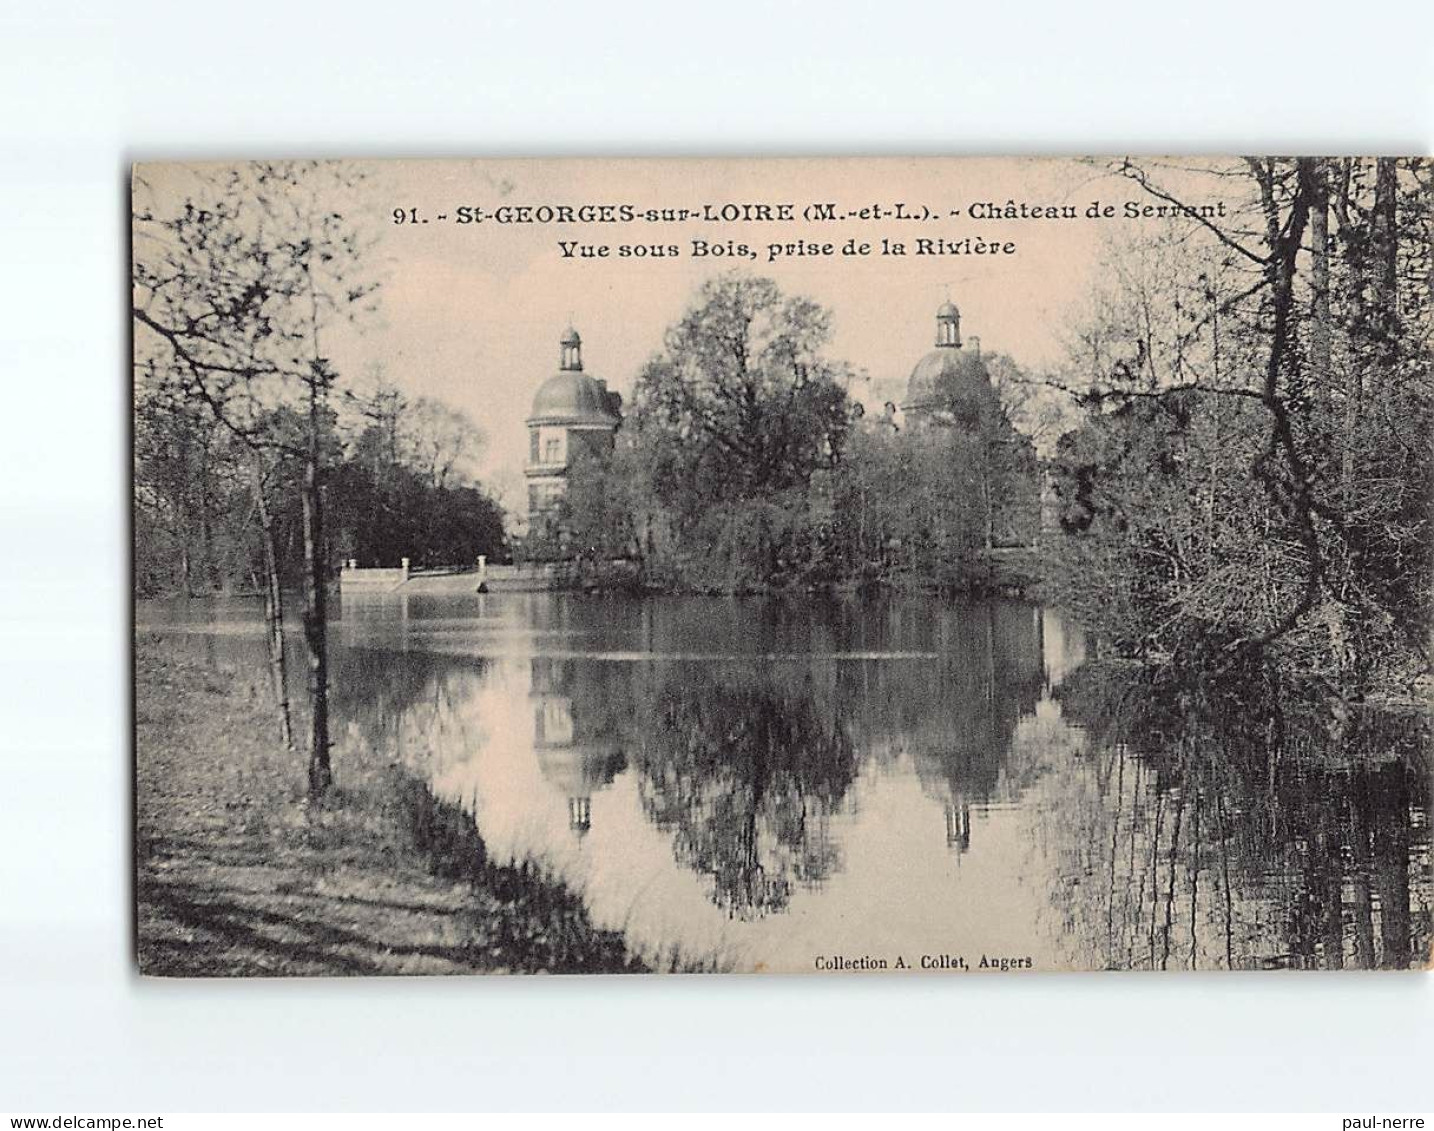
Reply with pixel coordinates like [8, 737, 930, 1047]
[140, 157, 1242, 511]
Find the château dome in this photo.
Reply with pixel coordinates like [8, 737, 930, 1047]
[905, 348, 996, 410]
[526, 327, 622, 427]
[528, 371, 622, 425]
[903, 300, 999, 418]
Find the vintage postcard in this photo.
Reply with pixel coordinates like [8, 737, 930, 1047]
[132, 156, 1432, 976]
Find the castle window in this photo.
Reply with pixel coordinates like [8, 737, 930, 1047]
[541, 700, 574, 744]
[529, 430, 539, 462]
[544, 437, 562, 463]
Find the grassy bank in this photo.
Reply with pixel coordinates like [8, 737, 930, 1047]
[134, 637, 653, 976]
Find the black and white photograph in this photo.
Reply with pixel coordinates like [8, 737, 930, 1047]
[7, 0, 1434, 1117]
[131, 156, 1433, 977]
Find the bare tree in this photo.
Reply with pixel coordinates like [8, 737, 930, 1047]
[400, 398, 486, 489]
[1047, 157, 1431, 688]
[133, 161, 378, 799]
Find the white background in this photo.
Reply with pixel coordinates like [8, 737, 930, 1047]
[2, 0, 1432, 1113]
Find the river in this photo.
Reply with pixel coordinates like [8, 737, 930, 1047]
[137, 592, 1432, 973]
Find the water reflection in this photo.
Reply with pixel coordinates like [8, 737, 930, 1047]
[905, 603, 1045, 855]
[530, 658, 628, 836]
[1045, 664, 1433, 970]
[636, 669, 858, 920]
[136, 593, 1430, 971]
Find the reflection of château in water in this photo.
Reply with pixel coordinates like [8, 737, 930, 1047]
[529, 657, 627, 836]
[913, 603, 1045, 852]
[520, 597, 1056, 906]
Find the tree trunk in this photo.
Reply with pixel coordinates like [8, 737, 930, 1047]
[1243, 158, 1320, 649]
[301, 411, 332, 801]
[250, 456, 293, 752]
[1373, 158, 1399, 339]
[982, 447, 995, 552]
[1313, 162, 1356, 675]
[1309, 161, 1332, 409]
[198, 440, 214, 594]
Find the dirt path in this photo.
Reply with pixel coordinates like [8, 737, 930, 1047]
[134, 636, 647, 976]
